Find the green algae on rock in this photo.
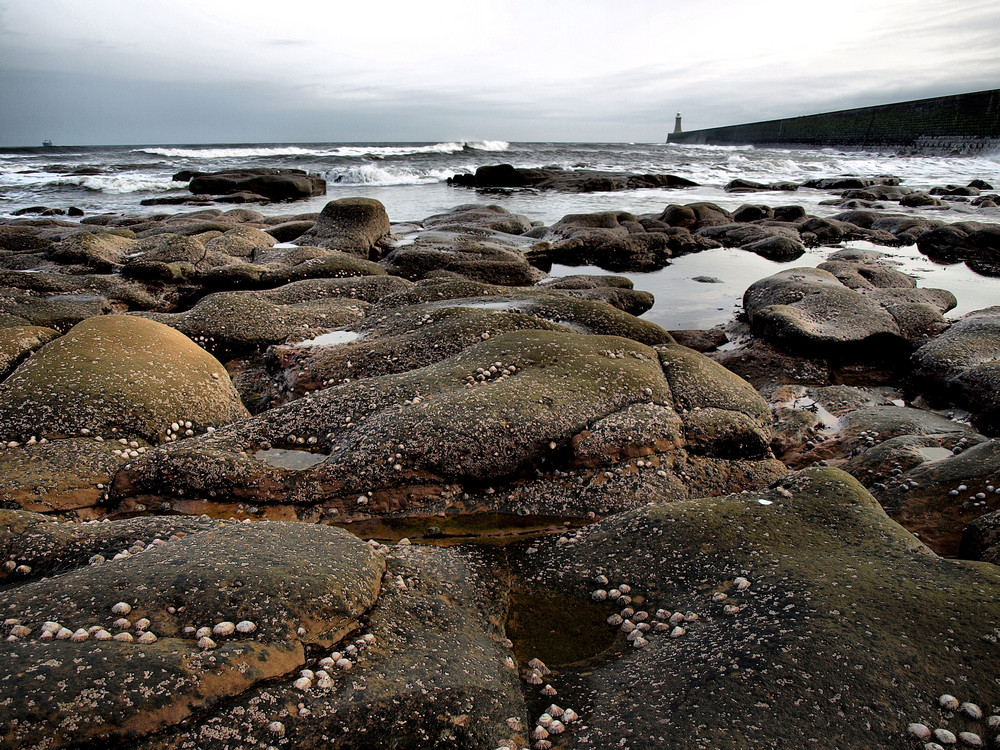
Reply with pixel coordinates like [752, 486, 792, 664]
[511, 467, 1000, 749]
[0, 514, 384, 750]
[0, 315, 249, 445]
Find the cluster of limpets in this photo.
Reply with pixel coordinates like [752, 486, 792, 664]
[88, 533, 185, 565]
[464, 361, 518, 388]
[163, 419, 198, 442]
[292, 633, 377, 691]
[594, 574, 752, 648]
[181, 618, 259, 650]
[906, 694, 996, 748]
[2, 435, 49, 450]
[530, 702, 581, 750]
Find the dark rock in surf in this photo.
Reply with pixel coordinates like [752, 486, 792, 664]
[187, 169, 326, 202]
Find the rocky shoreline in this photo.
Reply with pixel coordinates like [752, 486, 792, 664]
[2, 177, 1000, 749]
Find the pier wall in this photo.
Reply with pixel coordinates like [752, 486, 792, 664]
[668, 89, 1000, 154]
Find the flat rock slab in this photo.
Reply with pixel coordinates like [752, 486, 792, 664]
[137, 544, 526, 750]
[188, 169, 326, 202]
[0, 513, 384, 750]
[113, 330, 781, 521]
[743, 264, 954, 357]
[448, 164, 698, 192]
[0, 315, 249, 445]
[511, 467, 1000, 749]
[132, 292, 369, 360]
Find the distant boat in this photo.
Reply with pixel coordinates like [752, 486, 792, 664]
[42, 140, 53, 147]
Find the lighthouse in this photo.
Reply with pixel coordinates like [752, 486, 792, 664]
[672, 112, 683, 134]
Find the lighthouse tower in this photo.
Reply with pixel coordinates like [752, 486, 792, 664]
[672, 112, 683, 134]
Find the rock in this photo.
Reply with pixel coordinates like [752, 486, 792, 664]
[723, 178, 798, 192]
[0, 438, 132, 514]
[534, 211, 720, 272]
[294, 198, 391, 258]
[0, 325, 60, 380]
[538, 275, 654, 316]
[912, 307, 1000, 433]
[381, 227, 546, 285]
[510, 467, 1000, 749]
[46, 232, 137, 272]
[132, 291, 369, 360]
[743, 265, 953, 357]
[202, 225, 276, 259]
[188, 169, 326, 201]
[137, 544, 524, 750]
[263, 219, 316, 243]
[0, 316, 249, 444]
[264, 280, 669, 400]
[900, 192, 945, 208]
[421, 204, 532, 235]
[449, 164, 698, 192]
[658, 202, 733, 230]
[0, 513, 383, 749]
[801, 176, 901, 190]
[113, 330, 781, 520]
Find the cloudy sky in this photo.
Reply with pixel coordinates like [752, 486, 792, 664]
[1, 0, 998, 146]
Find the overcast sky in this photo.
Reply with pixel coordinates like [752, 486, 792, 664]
[1, 0, 998, 146]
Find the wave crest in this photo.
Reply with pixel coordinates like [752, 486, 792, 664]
[326, 165, 452, 186]
[134, 141, 509, 160]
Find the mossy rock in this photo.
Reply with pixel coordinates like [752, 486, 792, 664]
[115, 330, 781, 521]
[743, 267, 905, 355]
[0, 290, 113, 331]
[132, 291, 369, 359]
[295, 197, 391, 258]
[381, 228, 546, 286]
[512, 467, 1000, 749]
[136, 545, 525, 750]
[266, 303, 570, 398]
[422, 203, 533, 235]
[912, 306, 1000, 434]
[657, 343, 771, 428]
[202, 225, 276, 259]
[0, 517, 384, 750]
[258, 275, 413, 306]
[0, 325, 60, 380]
[0, 437, 133, 514]
[259, 251, 387, 286]
[0, 316, 249, 444]
[46, 231, 137, 271]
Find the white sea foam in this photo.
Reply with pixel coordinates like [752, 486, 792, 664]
[135, 146, 322, 158]
[326, 165, 452, 186]
[52, 175, 187, 193]
[134, 141, 508, 160]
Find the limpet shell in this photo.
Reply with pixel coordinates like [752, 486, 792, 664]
[213, 621, 236, 637]
[111, 602, 132, 615]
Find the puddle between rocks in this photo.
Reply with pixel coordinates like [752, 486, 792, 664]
[916, 446, 955, 462]
[506, 586, 618, 669]
[252, 447, 327, 470]
[295, 330, 363, 348]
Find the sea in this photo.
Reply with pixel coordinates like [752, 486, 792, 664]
[2, 140, 999, 330]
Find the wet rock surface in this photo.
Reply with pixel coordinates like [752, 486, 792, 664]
[3, 193, 1000, 750]
[510, 467, 1000, 749]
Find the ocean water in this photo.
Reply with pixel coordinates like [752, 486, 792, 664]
[2, 141, 998, 329]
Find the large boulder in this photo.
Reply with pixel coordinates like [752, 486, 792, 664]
[0, 512, 383, 750]
[912, 306, 1000, 434]
[743, 265, 954, 357]
[113, 330, 783, 520]
[0, 315, 249, 444]
[295, 198, 391, 258]
[509, 467, 1000, 749]
[187, 169, 326, 201]
[132, 292, 369, 360]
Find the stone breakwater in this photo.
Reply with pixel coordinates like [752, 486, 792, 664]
[2, 181, 1000, 749]
[668, 88, 1000, 154]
